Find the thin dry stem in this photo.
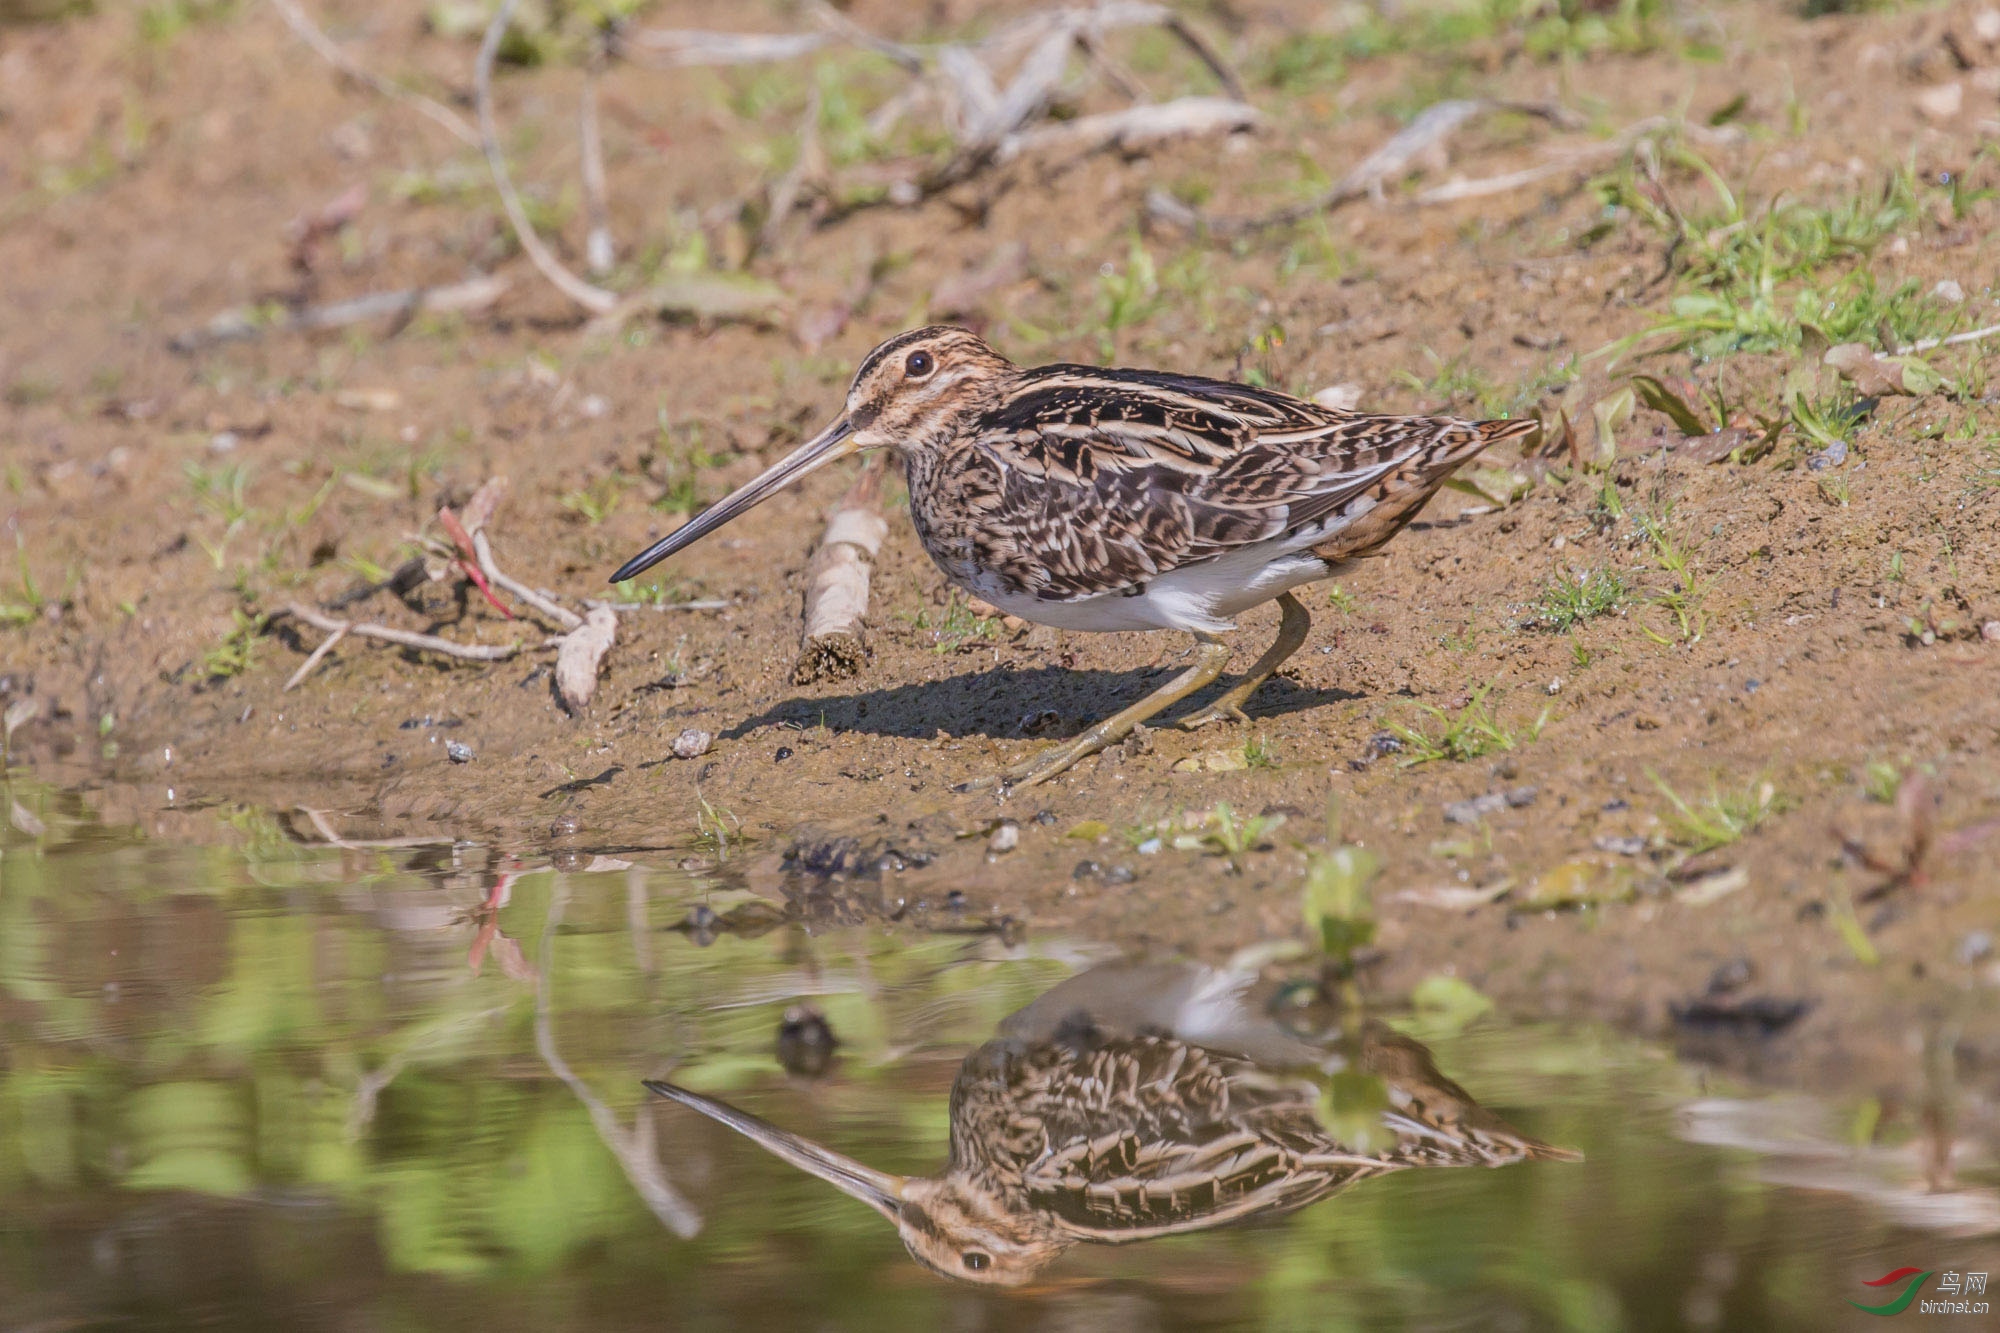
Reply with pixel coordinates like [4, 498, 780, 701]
[285, 602, 520, 661]
[476, 0, 618, 314]
[473, 529, 583, 632]
[267, 0, 481, 147]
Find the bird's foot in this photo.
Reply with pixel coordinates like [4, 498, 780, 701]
[1176, 701, 1251, 730]
[953, 731, 1113, 794]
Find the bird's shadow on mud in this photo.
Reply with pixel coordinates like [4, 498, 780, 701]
[725, 663, 1363, 742]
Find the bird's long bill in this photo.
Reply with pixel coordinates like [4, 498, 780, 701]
[609, 417, 856, 584]
[643, 1079, 906, 1221]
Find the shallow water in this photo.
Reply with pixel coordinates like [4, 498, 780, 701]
[2, 784, 1996, 1332]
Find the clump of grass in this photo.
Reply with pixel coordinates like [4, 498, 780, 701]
[558, 475, 627, 525]
[1386, 683, 1549, 766]
[1860, 760, 1903, 804]
[909, 592, 999, 654]
[1534, 568, 1630, 631]
[199, 609, 267, 681]
[1596, 154, 1962, 360]
[1199, 803, 1284, 862]
[1592, 490, 1720, 644]
[1648, 770, 1783, 854]
[1244, 734, 1279, 770]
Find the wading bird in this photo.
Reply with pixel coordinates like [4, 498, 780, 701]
[611, 327, 1536, 788]
[645, 961, 1578, 1287]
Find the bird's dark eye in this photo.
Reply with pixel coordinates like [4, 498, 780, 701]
[905, 350, 935, 378]
[962, 1251, 990, 1272]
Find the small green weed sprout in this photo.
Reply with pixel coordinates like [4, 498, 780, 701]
[1648, 770, 1783, 854]
[1387, 684, 1549, 766]
[1534, 568, 1629, 631]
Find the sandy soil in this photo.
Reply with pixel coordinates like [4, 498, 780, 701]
[5, 0, 2000, 1115]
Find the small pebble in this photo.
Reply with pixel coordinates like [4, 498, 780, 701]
[549, 814, 581, 837]
[1960, 931, 1994, 965]
[446, 740, 474, 764]
[1932, 279, 1966, 304]
[1807, 438, 1848, 471]
[944, 889, 968, 912]
[1366, 731, 1403, 758]
[1103, 864, 1137, 884]
[1983, 621, 2000, 643]
[774, 746, 794, 762]
[987, 820, 1020, 855]
[1136, 837, 1163, 855]
[1033, 810, 1057, 826]
[672, 728, 714, 760]
[1707, 957, 1754, 995]
[1073, 860, 1102, 880]
[1594, 834, 1648, 856]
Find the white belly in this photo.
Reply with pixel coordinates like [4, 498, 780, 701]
[963, 534, 1338, 634]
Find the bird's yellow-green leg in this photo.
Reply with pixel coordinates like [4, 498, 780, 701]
[957, 635, 1233, 792]
[1178, 592, 1312, 729]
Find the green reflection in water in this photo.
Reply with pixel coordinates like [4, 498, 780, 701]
[0, 779, 1989, 1331]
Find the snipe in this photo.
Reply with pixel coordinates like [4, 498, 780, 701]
[646, 961, 1579, 1286]
[611, 327, 1536, 788]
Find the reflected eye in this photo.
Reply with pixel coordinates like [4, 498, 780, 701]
[962, 1251, 991, 1272]
[905, 350, 935, 378]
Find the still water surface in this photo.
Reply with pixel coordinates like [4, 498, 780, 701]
[2, 784, 1995, 1331]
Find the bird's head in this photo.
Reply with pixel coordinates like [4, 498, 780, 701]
[608, 326, 1011, 585]
[643, 1079, 1066, 1287]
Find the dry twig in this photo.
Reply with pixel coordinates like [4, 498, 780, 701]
[283, 623, 347, 691]
[792, 457, 888, 684]
[472, 529, 583, 632]
[171, 274, 508, 352]
[555, 606, 619, 712]
[580, 68, 616, 277]
[284, 602, 520, 662]
[267, 0, 480, 147]
[476, 0, 618, 314]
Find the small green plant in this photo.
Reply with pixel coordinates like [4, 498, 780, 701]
[1325, 584, 1361, 616]
[1860, 760, 1903, 804]
[199, 609, 267, 680]
[1301, 804, 1381, 969]
[1244, 734, 1279, 770]
[1648, 771, 1783, 854]
[1534, 568, 1630, 631]
[1095, 237, 1160, 362]
[1386, 684, 1549, 766]
[2, 536, 47, 625]
[909, 593, 1000, 654]
[559, 475, 627, 525]
[1628, 503, 1714, 645]
[695, 793, 739, 861]
[1199, 803, 1284, 863]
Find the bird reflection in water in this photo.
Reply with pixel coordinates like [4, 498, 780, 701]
[647, 960, 1581, 1286]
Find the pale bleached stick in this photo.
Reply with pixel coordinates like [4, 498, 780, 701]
[283, 623, 347, 691]
[757, 83, 823, 255]
[476, 0, 618, 314]
[472, 529, 583, 632]
[171, 274, 508, 352]
[792, 456, 888, 684]
[1905, 321, 2000, 354]
[998, 96, 1259, 163]
[555, 606, 618, 713]
[579, 70, 615, 277]
[284, 602, 520, 661]
[267, 0, 480, 147]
